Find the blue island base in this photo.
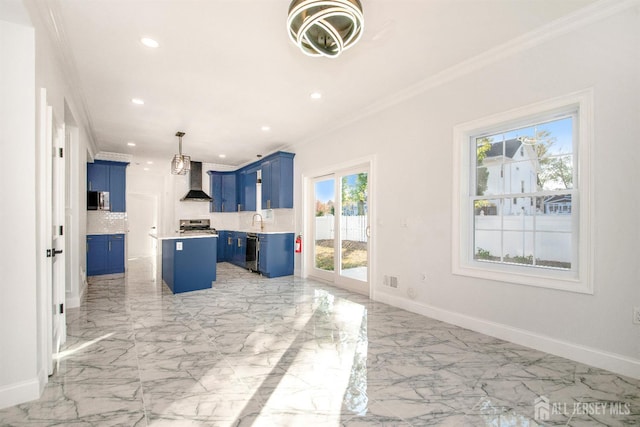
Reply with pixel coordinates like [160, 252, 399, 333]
[162, 237, 217, 293]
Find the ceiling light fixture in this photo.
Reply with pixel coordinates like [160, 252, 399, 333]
[171, 131, 191, 175]
[287, 0, 364, 58]
[310, 91, 322, 100]
[261, 125, 271, 131]
[127, 142, 136, 147]
[219, 154, 226, 159]
[131, 98, 144, 105]
[140, 37, 159, 48]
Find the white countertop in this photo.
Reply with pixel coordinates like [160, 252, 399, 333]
[149, 232, 218, 240]
[231, 230, 295, 235]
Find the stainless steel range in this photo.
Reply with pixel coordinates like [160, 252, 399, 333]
[179, 219, 218, 235]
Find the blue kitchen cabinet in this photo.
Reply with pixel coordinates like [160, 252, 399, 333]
[108, 234, 125, 274]
[87, 162, 109, 192]
[87, 233, 125, 276]
[261, 152, 294, 209]
[208, 172, 237, 212]
[87, 160, 128, 212]
[238, 169, 257, 211]
[216, 230, 228, 262]
[258, 233, 294, 278]
[162, 237, 217, 293]
[232, 232, 247, 266]
[87, 234, 108, 275]
[208, 151, 294, 212]
[109, 164, 127, 212]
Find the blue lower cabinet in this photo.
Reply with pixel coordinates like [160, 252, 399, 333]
[162, 237, 217, 293]
[108, 234, 125, 274]
[87, 234, 125, 276]
[258, 233, 294, 278]
[217, 231, 228, 262]
[87, 235, 108, 276]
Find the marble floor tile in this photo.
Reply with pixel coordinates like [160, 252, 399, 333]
[0, 257, 638, 426]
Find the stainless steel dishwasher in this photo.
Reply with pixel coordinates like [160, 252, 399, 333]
[246, 233, 259, 272]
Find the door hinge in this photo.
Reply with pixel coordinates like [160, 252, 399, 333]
[59, 303, 64, 314]
[59, 225, 64, 236]
[58, 147, 64, 158]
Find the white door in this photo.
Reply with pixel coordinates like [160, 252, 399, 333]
[45, 104, 66, 375]
[310, 164, 371, 295]
[127, 193, 158, 259]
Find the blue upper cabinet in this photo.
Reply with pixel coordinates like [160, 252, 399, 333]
[87, 160, 128, 212]
[208, 171, 238, 212]
[239, 169, 257, 212]
[261, 152, 294, 209]
[87, 162, 109, 192]
[109, 164, 127, 212]
[209, 152, 294, 212]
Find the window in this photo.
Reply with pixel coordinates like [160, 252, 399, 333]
[452, 90, 593, 293]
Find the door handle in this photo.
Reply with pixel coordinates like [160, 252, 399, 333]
[53, 249, 63, 257]
[366, 226, 371, 238]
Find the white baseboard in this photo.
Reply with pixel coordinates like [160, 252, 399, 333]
[375, 291, 640, 380]
[0, 376, 41, 410]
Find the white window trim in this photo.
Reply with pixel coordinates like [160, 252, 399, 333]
[452, 89, 594, 294]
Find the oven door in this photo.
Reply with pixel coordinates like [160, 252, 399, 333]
[246, 234, 259, 272]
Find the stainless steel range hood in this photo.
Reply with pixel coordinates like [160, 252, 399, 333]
[181, 161, 212, 201]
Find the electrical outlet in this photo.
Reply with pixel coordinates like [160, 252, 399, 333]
[633, 307, 640, 325]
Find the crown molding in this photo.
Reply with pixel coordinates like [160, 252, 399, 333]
[293, 0, 639, 149]
[24, 0, 98, 155]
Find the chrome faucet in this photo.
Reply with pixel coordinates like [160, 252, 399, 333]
[252, 213, 264, 231]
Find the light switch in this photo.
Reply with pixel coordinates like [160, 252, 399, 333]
[176, 242, 183, 251]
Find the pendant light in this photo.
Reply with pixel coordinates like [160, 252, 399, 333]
[287, 0, 364, 58]
[171, 131, 191, 175]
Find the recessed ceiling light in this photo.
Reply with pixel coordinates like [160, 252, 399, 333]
[219, 154, 226, 159]
[127, 142, 136, 147]
[143, 167, 150, 171]
[131, 98, 144, 105]
[261, 125, 271, 132]
[310, 91, 322, 100]
[146, 161, 153, 165]
[141, 37, 159, 48]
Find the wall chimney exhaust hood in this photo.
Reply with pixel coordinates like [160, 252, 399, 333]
[181, 161, 212, 201]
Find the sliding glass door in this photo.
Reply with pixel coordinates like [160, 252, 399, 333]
[311, 165, 370, 294]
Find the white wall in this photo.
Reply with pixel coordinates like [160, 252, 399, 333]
[0, 0, 94, 408]
[0, 14, 38, 408]
[293, 8, 640, 377]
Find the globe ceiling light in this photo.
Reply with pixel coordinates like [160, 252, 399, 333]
[288, 0, 364, 58]
[171, 131, 191, 175]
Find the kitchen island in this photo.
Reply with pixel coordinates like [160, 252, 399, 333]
[151, 233, 218, 294]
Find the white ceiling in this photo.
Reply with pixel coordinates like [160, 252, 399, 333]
[30, 0, 597, 171]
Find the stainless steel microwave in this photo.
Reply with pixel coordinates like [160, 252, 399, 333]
[87, 191, 110, 211]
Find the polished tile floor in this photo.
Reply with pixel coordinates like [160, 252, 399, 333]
[1, 258, 638, 426]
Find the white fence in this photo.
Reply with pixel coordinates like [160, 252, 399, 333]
[475, 214, 572, 262]
[315, 215, 368, 242]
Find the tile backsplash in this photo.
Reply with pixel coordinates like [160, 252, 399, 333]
[87, 211, 127, 234]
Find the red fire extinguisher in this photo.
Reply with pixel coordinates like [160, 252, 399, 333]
[295, 235, 302, 253]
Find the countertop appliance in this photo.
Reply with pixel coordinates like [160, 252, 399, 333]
[246, 233, 259, 272]
[87, 191, 110, 211]
[179, 219, 218, 235]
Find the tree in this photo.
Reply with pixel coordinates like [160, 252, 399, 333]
[527, 129, 573, 190]
[476, 137, 492, 196]
[342, 173, 368, 215]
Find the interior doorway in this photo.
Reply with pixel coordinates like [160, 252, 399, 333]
[307, 162, 371, 296]
[127, 193, 158, 259]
